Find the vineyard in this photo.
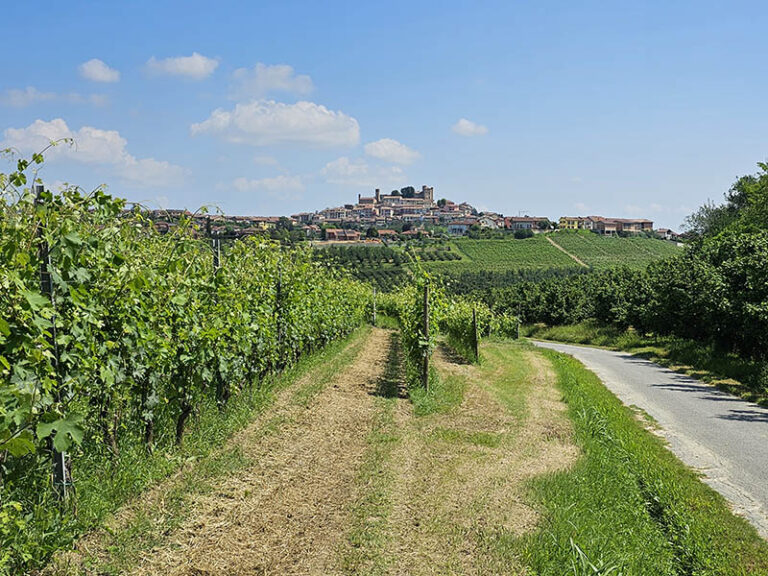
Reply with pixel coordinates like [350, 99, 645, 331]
[0, 158, 504, 574]
[2, 156, 767, 575]
[313, 235, 681, 292]
[449, 237, 577, 270]
[549, 230, 682, 269]
[0, 157, 373, 573]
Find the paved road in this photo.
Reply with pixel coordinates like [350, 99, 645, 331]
[534, 340, 768, 538]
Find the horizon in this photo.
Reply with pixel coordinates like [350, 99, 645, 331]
[2, 1, 767, 230]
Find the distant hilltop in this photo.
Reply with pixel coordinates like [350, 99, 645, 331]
[291, 186, 478, 228]
[140, 185, 675, 241]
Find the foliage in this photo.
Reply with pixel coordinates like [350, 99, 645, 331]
[489, 229, 768, 363]
[683, 161, 768, 238]
[0, 154, 369, 575]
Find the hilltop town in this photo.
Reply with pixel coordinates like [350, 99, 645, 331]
[145, 185, 678, 242]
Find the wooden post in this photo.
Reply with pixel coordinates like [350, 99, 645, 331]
[422, 282, 430, 390]
[372, 287, 377, 326]
[472, 307, 480, 362]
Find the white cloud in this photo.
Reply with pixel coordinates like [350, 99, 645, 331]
[0, 87, 55, 107]
[232, 174, 304, 195]
[146, 52, 219, 80]
[364, 138, 420, 165]
[321, 156, 403, 187]
[0, 87, 107, 108]
[120, 157, 187, 188]
[231, 63, 313, 99]
[253, 155, 279, 166]
[2, 118, 187, 188]
[78, 59, 120, 83]
[191, 100, 360, 147]
[322, 157, 369, 183]
[452, 118, 488, 136]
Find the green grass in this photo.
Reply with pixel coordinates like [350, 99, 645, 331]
[430, 427, 502, 448]
[409, 364, 467, 417]
[373, 313, 400, 330]
[523, 321, 768, 406]
[40, 326, 372, 576]
[551, 230, 682, 269]
[517, 348, 768, 574]
[420, 235, 681, 276]
[475, 338, 537, 422]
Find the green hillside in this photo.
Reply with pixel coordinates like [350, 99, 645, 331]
[425, 233, 681, 274]
[316, 233, 683, 291]
[550, 230, 682, 269]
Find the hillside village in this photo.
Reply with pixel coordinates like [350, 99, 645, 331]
[146, 185, 678, 242]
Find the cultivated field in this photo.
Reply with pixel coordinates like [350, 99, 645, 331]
[422, 234, 681, 275]
[325, 234, 683, 291]
[550, 231, 682, 269]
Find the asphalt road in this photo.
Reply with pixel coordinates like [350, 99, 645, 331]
[534, 340, 768, 538]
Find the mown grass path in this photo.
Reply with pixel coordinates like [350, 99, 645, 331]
[342, 340, 579, 575]
[44, 333, 768, 575]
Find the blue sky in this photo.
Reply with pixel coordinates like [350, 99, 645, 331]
[1, 1, 767, 229]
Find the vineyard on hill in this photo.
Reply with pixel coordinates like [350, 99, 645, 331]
[549, 230, 682, 269]
[317, 234, 682, 291]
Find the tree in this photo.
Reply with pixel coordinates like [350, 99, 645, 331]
[437, 198, 447, 207]
[366, 226, 378, 238]
[401, 186, 416, 198]
[683, 161, 768, 237]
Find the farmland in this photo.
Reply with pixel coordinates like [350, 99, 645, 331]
[3, 153, 768, 575]
[550, 230, 682, 269]
[316, 234, 682, 291]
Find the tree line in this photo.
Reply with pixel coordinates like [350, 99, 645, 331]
[478, 162, 768, 364]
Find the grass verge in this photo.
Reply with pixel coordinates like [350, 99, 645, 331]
[523, 321, 767, 406]
[518, 348, 768, 575]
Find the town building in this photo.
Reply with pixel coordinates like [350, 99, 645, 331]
[558, 216, 654, 235]
[505, 216, 550, 231]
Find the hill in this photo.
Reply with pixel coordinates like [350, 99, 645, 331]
[318, 233, 683, 291]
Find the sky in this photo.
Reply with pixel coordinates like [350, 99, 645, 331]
[1, 1, 767, 229]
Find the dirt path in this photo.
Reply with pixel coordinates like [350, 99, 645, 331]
[50, 333, 581, 576]
[127, 327, 392, 576]
[546, 235, 589, 267]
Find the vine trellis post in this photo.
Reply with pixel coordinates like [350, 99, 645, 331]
[34, 183, 71, 502]
[422, 282, 430, 390]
